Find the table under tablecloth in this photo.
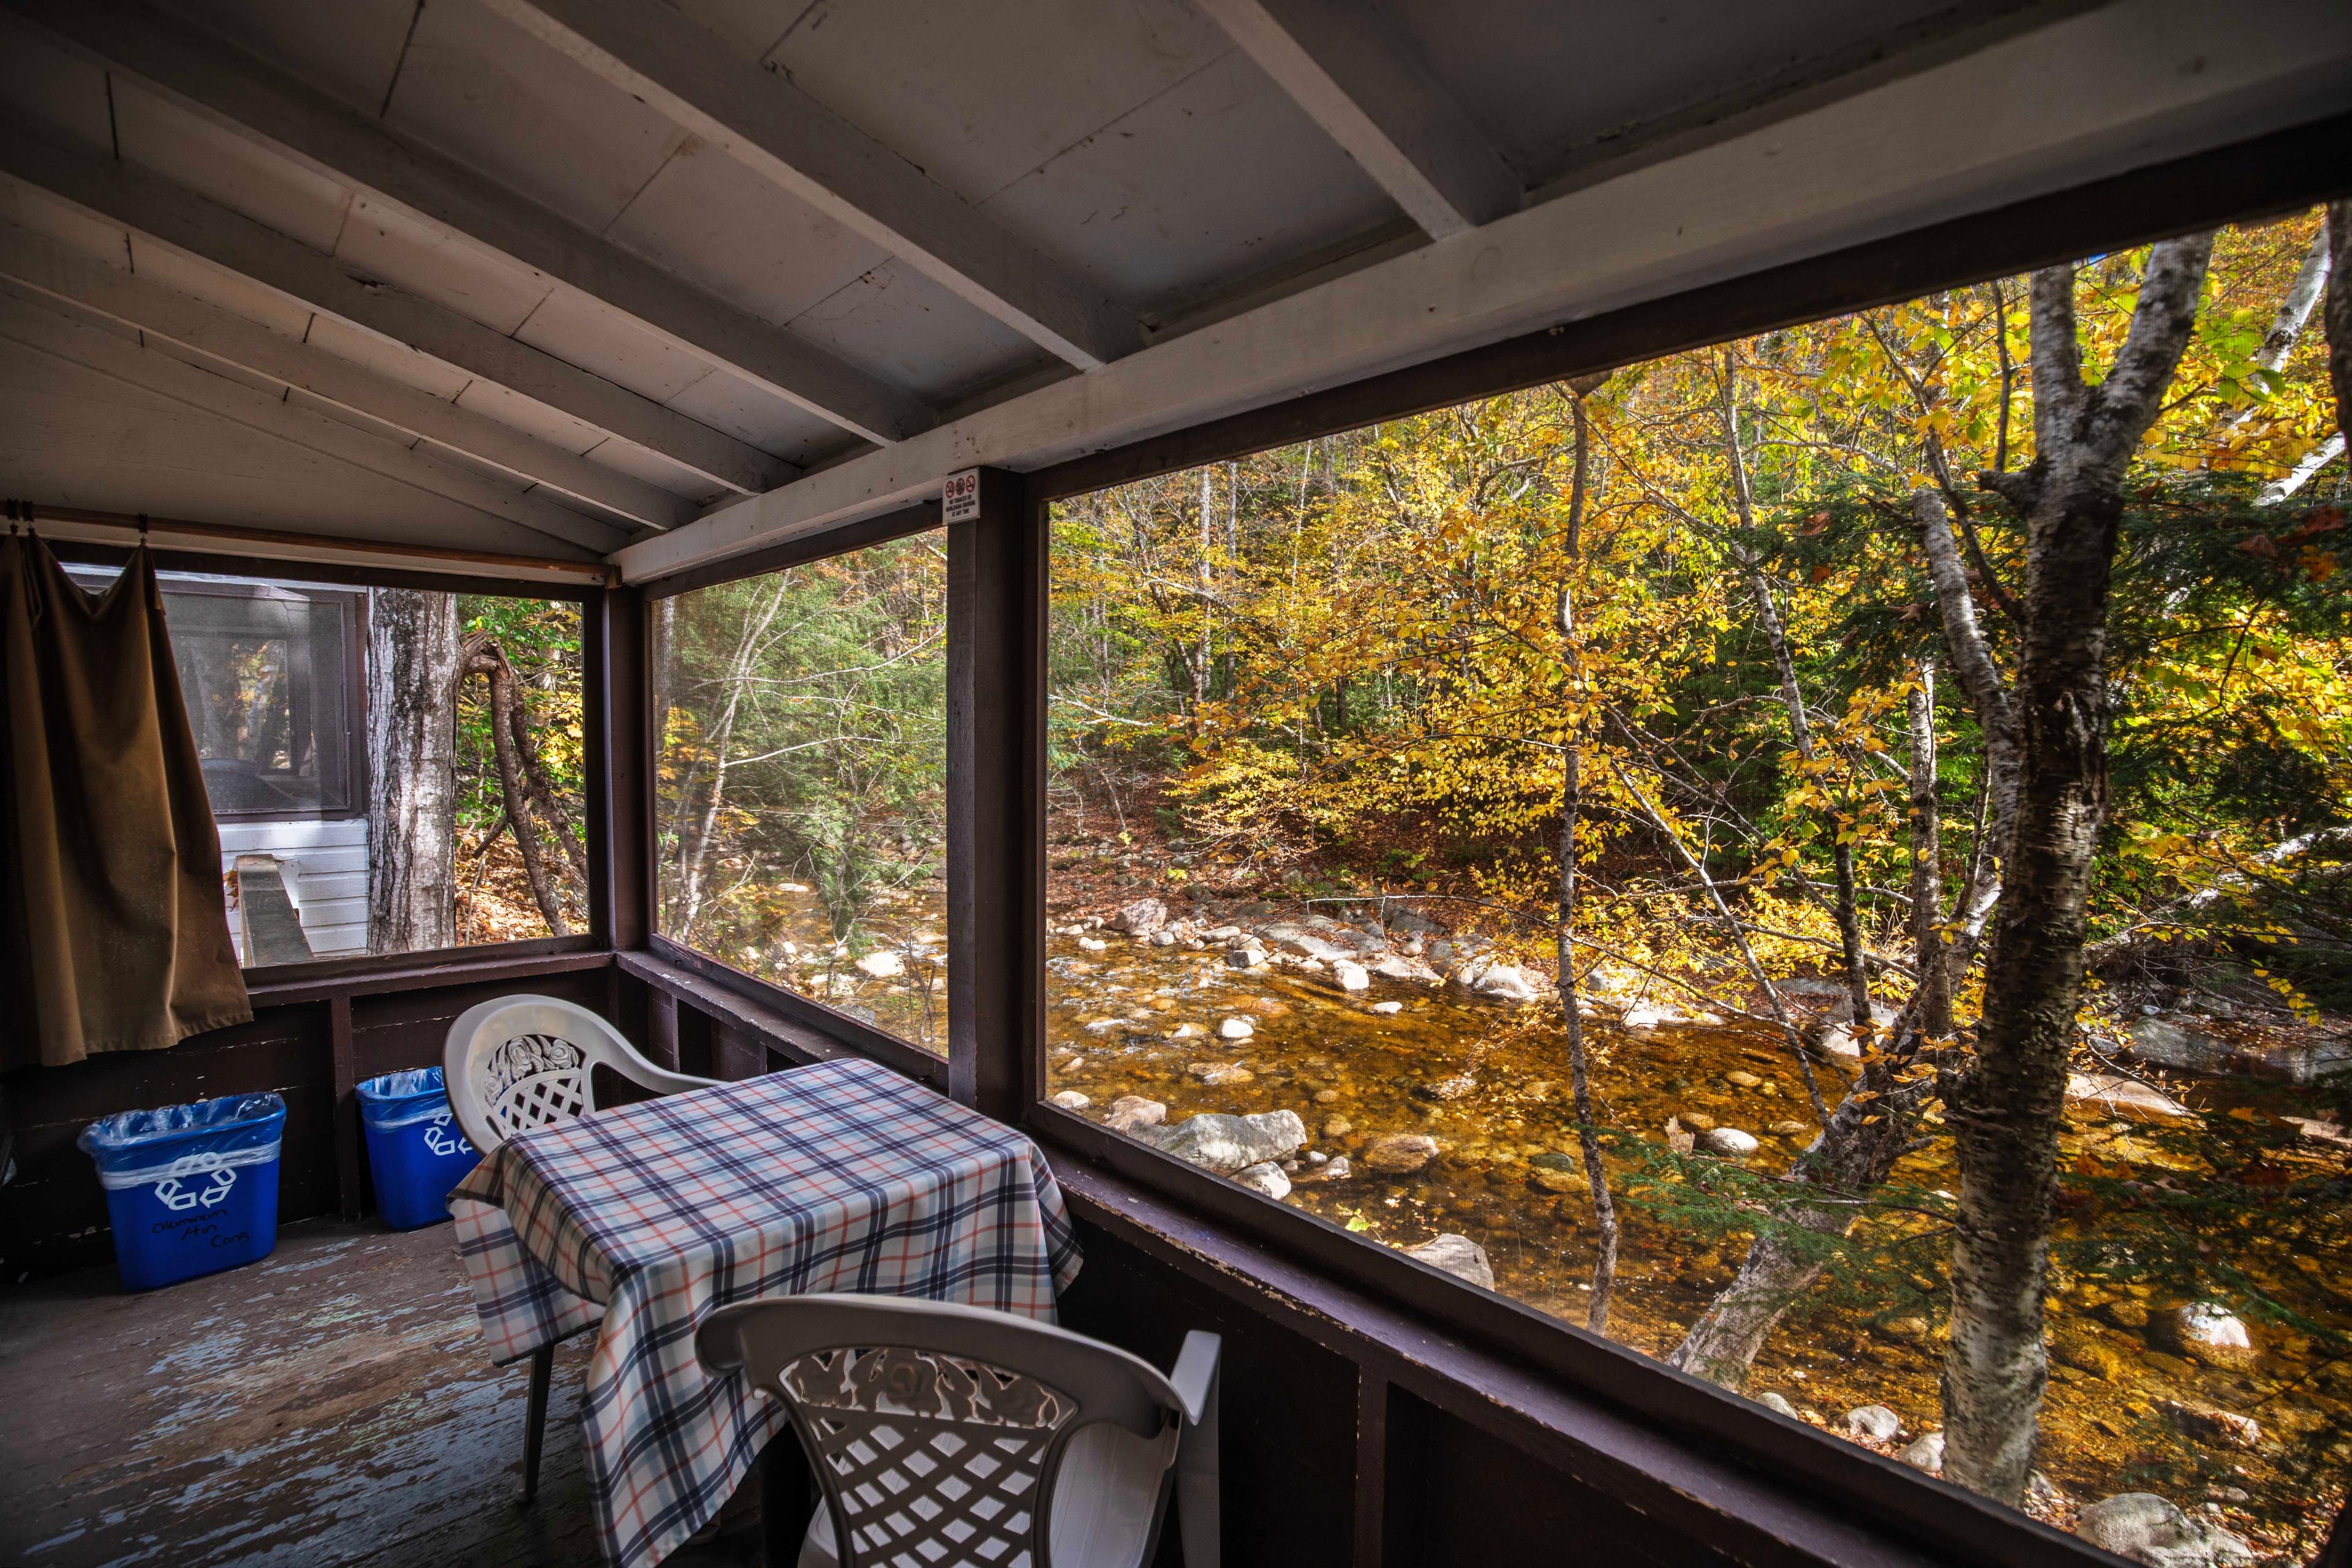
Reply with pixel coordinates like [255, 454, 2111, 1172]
[450, 1055, 1083, 1568]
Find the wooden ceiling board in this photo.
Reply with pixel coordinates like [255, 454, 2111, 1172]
[0, 15, 115, 157]
[510, 283, 719, 403]
[298, 309, 475, 400]
[0, 177, 132, 270]
[760, 0, 1234, 208]
[150, 0, 421, 120]
[0, 338, 590, 557]
[451, 374, 611, 457]
[977, 45, 1396, 323]
[108, 77, 354, 254]
[601, 137, 888, 330]
[124, 233, 314, 339]
[384, 0, 691, 233]
[788, 257, 1046, 409]
[572, 430, 729, 507]
[662, 365, 854, 468]
[334, 192, 552, 335]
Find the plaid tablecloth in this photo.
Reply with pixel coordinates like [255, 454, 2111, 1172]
[449, 1056, 1083, 1568]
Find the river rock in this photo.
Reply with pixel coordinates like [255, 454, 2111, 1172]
[1817, 1000, 1900, 1057]
[1369, 1000, 1404, 1015]
[2161, 1401, 2261, 1449]
[1404, 1232, 1494, 1289]
[1702, 1127, 1760, 1158]
[1529, 1163, 1588, 1195]
[1363, 1133, 1441, 1174]
[1218, 1016, 1256, 1041]
[2128, 1017, 2234, 1075]
[1453, 957, 1546, 1002]
[1265, 925, 1351, 962]
[854, 949, 906, 978]
[1144, 1110, 1306, 1174]
[1899, 1431, 1945, 1473]
[1331, 960, 1371, 992]
[2078, 1493, 2255, 1568]
[1049, 1090, 1090, 1110]
[2099, 1298, 2152, 1331]
[2067, 1071, 2190, 1119]
[1845, 1404, 1901, 1442]
[1110, 898, 1169, 935]
[1322, 1116, 1354, 1139]
[1621, 1002, 1679, 1028]
[1234, 1161, 1291, 1200]
[2052, 1328, 2129, 1381]
[1191, 1062, 1256, 1086]
[1106, 1095, 1166, 1133]
[1293, 1155, 1351, 1183]
[1077, 935, 1109, 952]
[2156, 1303, 2257, 1371]
[1226, 944, 1268, 968]
[1756, 1391, 1798, 1417]
[1724, 1070, 1763, 1089]
[1768, 1120, 1812, 1137]
[1677, 1111, 1718, 1132]
[2283, 1114, 2351, 1147]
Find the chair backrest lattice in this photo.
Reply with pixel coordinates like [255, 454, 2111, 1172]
[785, 1345, 1075, 1568]
[443, 997, 721, 1155]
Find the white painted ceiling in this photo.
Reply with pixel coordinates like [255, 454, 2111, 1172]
[0, 0, 2343, 565]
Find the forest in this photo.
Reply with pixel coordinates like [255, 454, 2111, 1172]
[364, 590, 587, 952]
[1036, 206, 2350, 1563]
[630, 204, 2350, 1561]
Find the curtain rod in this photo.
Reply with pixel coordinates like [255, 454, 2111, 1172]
[2, 500, 615, 586]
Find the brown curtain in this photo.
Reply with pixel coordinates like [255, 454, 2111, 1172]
[0, 533, 251, 1066]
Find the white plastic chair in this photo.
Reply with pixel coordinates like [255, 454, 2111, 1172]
[698, 1293, 1221, 1568]
[443, 993, 722, 1504]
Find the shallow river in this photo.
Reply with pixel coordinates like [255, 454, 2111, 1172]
[1037, 916, 2351, 1563]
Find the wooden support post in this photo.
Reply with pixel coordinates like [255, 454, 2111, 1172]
[328, 995, 362, 1219]
[1353, 1369, 1390, 1568]
[946, 467, 1035, 1121]
[590, 585, 651, 953]
[647, 989, 680, 1070]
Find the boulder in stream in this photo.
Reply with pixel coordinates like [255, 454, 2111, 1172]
[2077, 1493, 2255, 1568]
[1049, 1090, 1090, 1110]
[1331, 960, 1371, 992]
[1218, 1016, 1256, 1041]
[1845, 1404, 1901, 1442]
[2128, 1017, 2233, 1074]
[1143, 1110, 1306, 1173]
[2154, 1303, 2257, 1371]
[1106, 1095, 1167, 1133]
[1362, 1133, 1441, 1174]
[1110, 898, 1169, 935]
[1234, 1161, 1291, 1200]
[1899, 1431, 1944, 1473]
[1191, 1062, 1256, 1086]
[1369, 1000, 1404, 1015]
[1755, 1392, 1798, 1417]
[855, 949, 906, 978]
[1404, 1232, 1494, 1289]
[1226, 944, 1268, 968]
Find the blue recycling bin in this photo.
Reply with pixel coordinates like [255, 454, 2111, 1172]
[79, 1092, 287, 1292]
[356, 1067, 480, 1230]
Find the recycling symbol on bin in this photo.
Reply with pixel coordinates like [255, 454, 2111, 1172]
[422, 1110, 471, 1159]
[154, 1156, 237, 1212]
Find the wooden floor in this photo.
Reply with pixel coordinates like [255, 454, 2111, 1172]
[0, 1218, 761, 1567]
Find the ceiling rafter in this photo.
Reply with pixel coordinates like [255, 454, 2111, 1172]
[0, 219, 694, 532]
[10, 0, 936, 448]
[613, 0, 2352, 582]
[1191, 0, 1521, 241]
[473, 0, 1147, 372]
[0, 121, 794, 498]
[0, 291, 626, 554]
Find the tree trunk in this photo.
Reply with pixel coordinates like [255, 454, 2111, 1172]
[2329, 200, 2352, 450]
[1556, 390, 1618, 1333]
[466, 638, 570, 937]
[366, 588, 459, 954]
[1943, 236, 2214, 1504]
[1907, 660, 1951, 1037]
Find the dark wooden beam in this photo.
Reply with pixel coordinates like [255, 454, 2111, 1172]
[1354, 1370, 1392, 1568]
[590, 586, 650, 952]
[327, 995, 360, 1220]
[946, 467, 1031, 1120]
